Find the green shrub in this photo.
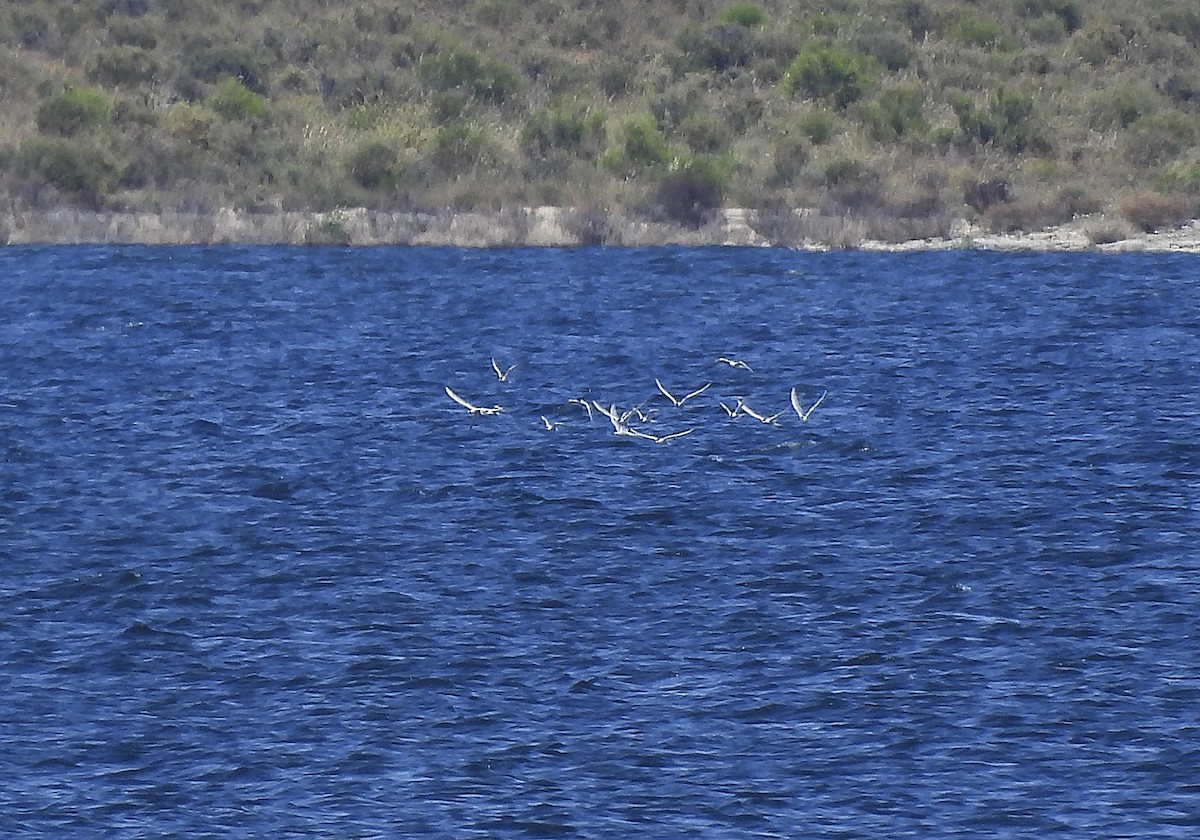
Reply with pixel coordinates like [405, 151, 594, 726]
[428, 124, 497, 172]
[1018, 0, 1083, 35]
[1123, 113, 1196, 167]
[89, 46, 159, 87]
[418, 49, 521, 104]
[820, 157, 881, 212]
[604, 113, 670, 172]
[769, 134, 809, 186]
[853, 27, 915, 72]
[963, 177, 1010, 212]
[718, 4, 766, 27]
[36, 87, 112, 136]
[345, 138, 405, 189]
[951, 88, 1038, 153]
[654, 155, 731, 227]
[952, 16, 1012, 50]
[188, 45, 264, 92]
[207, 78, 266, 121]
[14, 136, 121, 200]
[520, 107, 605, 159]
[866, 85, 926, 143]
[1088, 84, 1153, 130]
[674, 23, 754, 73]
[799, 110, 836, 144]
[782, 46, 874, 109]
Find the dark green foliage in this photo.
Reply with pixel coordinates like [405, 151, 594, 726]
[866, 85, 925, 142]
[521, 108, 605, 160]
[1018, 0, 1083, 35]
[964, 176, 1010, 212]
[429, 125, 496, 173]
[605, 113, 670, 172]
[89, 46, 159, 87]
[14, 136, 121, 201]
[654, 155, 730, 227]
[188, 45, 263, 92]
[36, 87, 112, 136]
[769, 134, 809, 186]
[820, 157, 881, 212]
[207, 78, 266, 120]
[345, 139, 404, 190]
[951, 88, 1039, 153]
[952, 16, 1011, 50]
[1122, 113, 1196, 167]
[675, 24, 754, 73]
[418, 49, 520, 105]
[798, 110, 836, 144]
[782, 46, 874, 109]
[719, 4, 766, 27]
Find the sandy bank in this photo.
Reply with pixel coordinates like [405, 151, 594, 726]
[3, 206, 1200, 252]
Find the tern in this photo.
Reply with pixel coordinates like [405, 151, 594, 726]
[491, 358, 517, 381]
[444, 385, 503, 416]
[568, 398, 594, 421]
[646, 428, 694, 444]
[738, 399, 783, 425]
[719, 400, 741, 418]
[655, 378, 711, 408]
[716, 357, 753, 372]
[540, 415, 558, 431]
[790, 388, 827, 421]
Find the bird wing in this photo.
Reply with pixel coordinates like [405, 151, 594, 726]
[655, 378, 678, 406]
[682, 382, 712, 402]
[445, 386, 477, 411]
[656, 428, 694, 442]
[790, 387, 805, 419]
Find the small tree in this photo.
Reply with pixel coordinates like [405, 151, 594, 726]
[782, 46, 873, 109]
[36, 88, 112, 137]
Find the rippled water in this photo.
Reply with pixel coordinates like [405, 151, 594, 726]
[2, 246, 1198, 837]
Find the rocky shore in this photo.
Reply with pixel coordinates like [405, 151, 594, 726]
[3, 206, 1200, 252]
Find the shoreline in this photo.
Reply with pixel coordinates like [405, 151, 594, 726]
[3, 206, 1200, 252]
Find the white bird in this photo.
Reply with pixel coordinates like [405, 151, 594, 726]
[444, 385, 503, 416]
[719, 400, 741, 418]
[738, 399, 783, 425]
[568, 398, 594, 421]
[790, 387, 827, 421]
[646, 428, 694, 444]
[655, 378, 711, 408]
[592, 401, 691, 443]
[716, 357, 753, 372]
[491, 358, 517, 381]
[540, 415, 558, 431]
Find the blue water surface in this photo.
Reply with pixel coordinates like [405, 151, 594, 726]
[1, 245, 1198, 837]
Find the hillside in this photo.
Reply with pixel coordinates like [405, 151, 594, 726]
[1, 0, 1198, 244]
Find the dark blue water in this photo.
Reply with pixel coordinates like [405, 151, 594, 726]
[2, 246, 1198, 837]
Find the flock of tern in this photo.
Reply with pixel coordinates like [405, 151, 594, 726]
[443, 356, 827, 444]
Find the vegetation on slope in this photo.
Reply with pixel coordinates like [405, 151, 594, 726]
[1, 0, 1198, 240]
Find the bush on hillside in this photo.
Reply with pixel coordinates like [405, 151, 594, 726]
[718, 4, 766, 28]
[36, 87, 112, 136]
[14, 136, 121, 202]
[521, 107, 605, 160]
[418, 49, 521, 105]
[604, 113, 670, 172]
[654, 155, 731, 227]
[88, 46, 159, 87]
[782, 46, 873, 109]
[345, 138, 405, 190]
[188, 45, 264, 92]
[1118, 191, 1193, 232]
[207, 78, 266, 120]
